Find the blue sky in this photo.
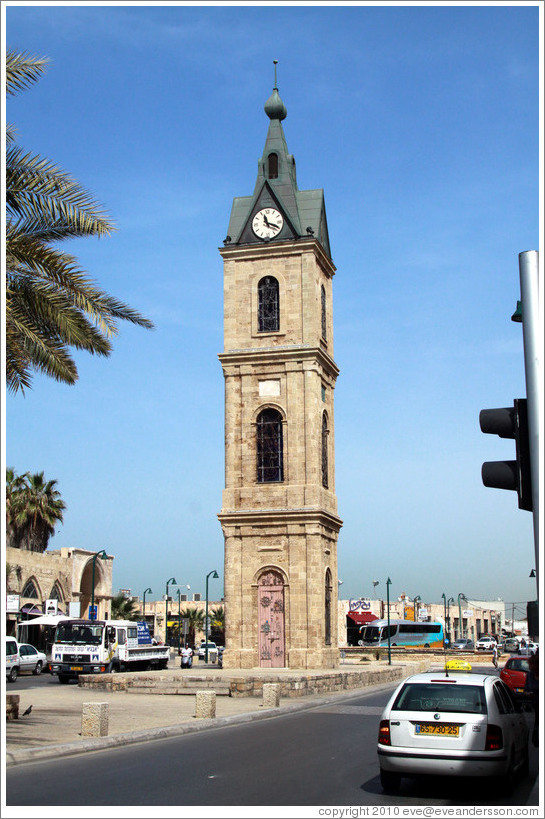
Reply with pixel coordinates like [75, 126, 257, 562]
[4, 2, 542, 612]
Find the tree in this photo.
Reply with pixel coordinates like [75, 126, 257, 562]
[209, 605, 225, 645]
[181, 606, 205, 647]
[6, 467, 65, 552]
[110, 593, 140, 621]
[5, 49, 154, 393]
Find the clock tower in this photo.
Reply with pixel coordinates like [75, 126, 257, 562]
[218, 70, 342, 669]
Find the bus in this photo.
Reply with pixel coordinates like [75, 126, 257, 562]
[359, 619, 444, 649]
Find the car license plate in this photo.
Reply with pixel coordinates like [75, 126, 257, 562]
[70, 666, 83, 671]
[415, 723, 459, 736]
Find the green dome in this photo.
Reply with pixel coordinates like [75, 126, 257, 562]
[264, 88, 287, 121]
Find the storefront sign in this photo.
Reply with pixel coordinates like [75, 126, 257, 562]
[6, 594, 20, 613]
[45, 599, 58, 615]
[349, 598, 371, 611]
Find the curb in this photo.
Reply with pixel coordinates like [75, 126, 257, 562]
[6, 679, 399, 768]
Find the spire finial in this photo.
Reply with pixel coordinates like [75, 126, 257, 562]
[264, 61, 287, 121]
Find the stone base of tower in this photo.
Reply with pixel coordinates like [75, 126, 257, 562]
[221, 647, 338, 670]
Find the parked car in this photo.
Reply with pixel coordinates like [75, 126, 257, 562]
[377, 671, 529, 795]
[197, 641, 218, 662]
[5, 636, 20, 682]
[452, 638, 474, 651]
[476, 636, 497, 651]
[504, 638, 521, 653]
[17, 643, 47, 675]
[500, 656, 530, 698]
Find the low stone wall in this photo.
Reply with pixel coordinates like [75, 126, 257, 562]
[78, 659, 430, 698]
[6, 694, 19, 720]
[228, 660, 429, 698]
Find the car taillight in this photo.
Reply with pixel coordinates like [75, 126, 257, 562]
[485, 724, 503, 751]
[378, 719, 391, 746]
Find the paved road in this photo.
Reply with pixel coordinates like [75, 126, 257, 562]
[6, 681, 538, 808]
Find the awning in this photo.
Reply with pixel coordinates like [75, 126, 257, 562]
[347, 611, 378, 625]
[17, 614, 70, 628]
[21, 604, 42, 615]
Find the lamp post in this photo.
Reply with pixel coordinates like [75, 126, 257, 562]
[447, 597, 454, 640]
[90, 550, 108, 619]
[441, 593, 447, 644]
[142, 587, 152, 619]
[177, 584, 190, 652]
[205, 570, 219, 663]
[458, 593, 467, 640]
[413, 595, 421, 622]
[165, 577, 177, 646]
[386, 577, 392, 666]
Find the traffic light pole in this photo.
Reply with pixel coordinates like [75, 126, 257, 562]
[518, 251, 541, 593]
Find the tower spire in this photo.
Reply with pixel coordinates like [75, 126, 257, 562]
[264, 60, 287, 121]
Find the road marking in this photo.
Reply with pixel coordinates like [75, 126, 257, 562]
[317, 705, 384, 715]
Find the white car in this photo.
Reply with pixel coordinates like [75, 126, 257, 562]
[197, 641, 218, 661]
[476, 636, 498, 651]
[17, 643, 47, 675]
[6, 636, 20, 682]
[377, 672, 529, 795]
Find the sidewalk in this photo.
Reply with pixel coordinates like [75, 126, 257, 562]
[6, 658, 420, 767]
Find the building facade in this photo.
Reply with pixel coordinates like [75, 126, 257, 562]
[6, 545, 113, 635]
[217, 76, 342, 669]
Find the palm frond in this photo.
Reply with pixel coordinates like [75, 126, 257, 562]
[6, 49, 49, 96]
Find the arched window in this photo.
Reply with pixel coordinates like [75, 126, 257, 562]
[268, 153, 279, 179]
[325, 569, 332, 645]
[257, 408, 284, 483]
[322, 411, 329, 488]
[48, 582, 64, 601]
[22, 579, 39, 599]
[258, 276, 280, 332]
[321, 284, 327, 341]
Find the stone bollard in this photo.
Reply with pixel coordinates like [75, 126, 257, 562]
[81, 702, 109, 737]
[195, 690, 216, 719]
[263, 683, 280, 708]
[6, 694, 20, 721]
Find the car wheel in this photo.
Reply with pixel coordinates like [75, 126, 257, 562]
[58, 674, 70, 684]
[8, 666, 18, 682]
[33, 661, 43, 675]
[424, 643, 430, 648]
[380, 770, 401, 794]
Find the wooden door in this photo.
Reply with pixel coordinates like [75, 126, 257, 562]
[258, 570, 285, 667]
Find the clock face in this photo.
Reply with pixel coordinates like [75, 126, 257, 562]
[252, 208, 284, 239]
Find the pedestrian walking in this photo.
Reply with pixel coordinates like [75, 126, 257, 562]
[492, 641, 498, 669]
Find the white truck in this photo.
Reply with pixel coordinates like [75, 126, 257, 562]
[50, 618, 170, 683]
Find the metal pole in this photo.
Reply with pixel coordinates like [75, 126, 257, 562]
[519, 250, 541, 593]
[178, 591, 181, 654]
[165, 577, 176, 646]
[386, 577, 392, 665]
[205, 570, 219, 663]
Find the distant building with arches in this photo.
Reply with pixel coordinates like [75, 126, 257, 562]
[5, 545, 113, 634]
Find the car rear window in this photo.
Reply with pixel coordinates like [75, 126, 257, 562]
[507, 659, 530, 672]
[392, 683, 488, 714]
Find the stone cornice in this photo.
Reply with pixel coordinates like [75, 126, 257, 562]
[218, 507, 343, 532]
[218, 344, 340, 380]
[219, 237, 336, 278]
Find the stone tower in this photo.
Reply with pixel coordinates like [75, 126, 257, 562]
[218, 72, 342, 669]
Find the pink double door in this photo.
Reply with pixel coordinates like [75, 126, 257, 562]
[258, 570, 285, 667]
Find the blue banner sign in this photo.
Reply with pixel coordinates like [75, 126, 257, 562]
[137, 620, 152, 645]
[88, 605, 98, 620]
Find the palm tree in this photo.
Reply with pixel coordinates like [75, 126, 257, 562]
[6, 49, 154, 393]
[6, 468, 65, 552]
[181, 606, 205, 647]
[209, 605, 225, 645]
[110, 593, 140, 621]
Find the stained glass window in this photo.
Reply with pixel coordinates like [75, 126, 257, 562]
[258, 276, 280, 332]
[257, 408, 284, 482]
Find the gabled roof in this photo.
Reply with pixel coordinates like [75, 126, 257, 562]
[224, 81, 331, 260]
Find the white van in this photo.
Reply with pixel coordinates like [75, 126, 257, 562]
[6, 636, 20, 682]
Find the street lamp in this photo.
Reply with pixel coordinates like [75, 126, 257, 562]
[413, 595, 421, 622]
[458, 593, 467, 640]
[447, 597, 454, 640]
[142, 587, 152, 622]
[90, 550, 108, 619]
[386, 577, 392, 666]
[165, 576, 177, 646]
[205, 570, 219, 663]
[177, 585, 190, 652]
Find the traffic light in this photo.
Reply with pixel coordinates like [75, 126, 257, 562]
[479, 398, 532, 512]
